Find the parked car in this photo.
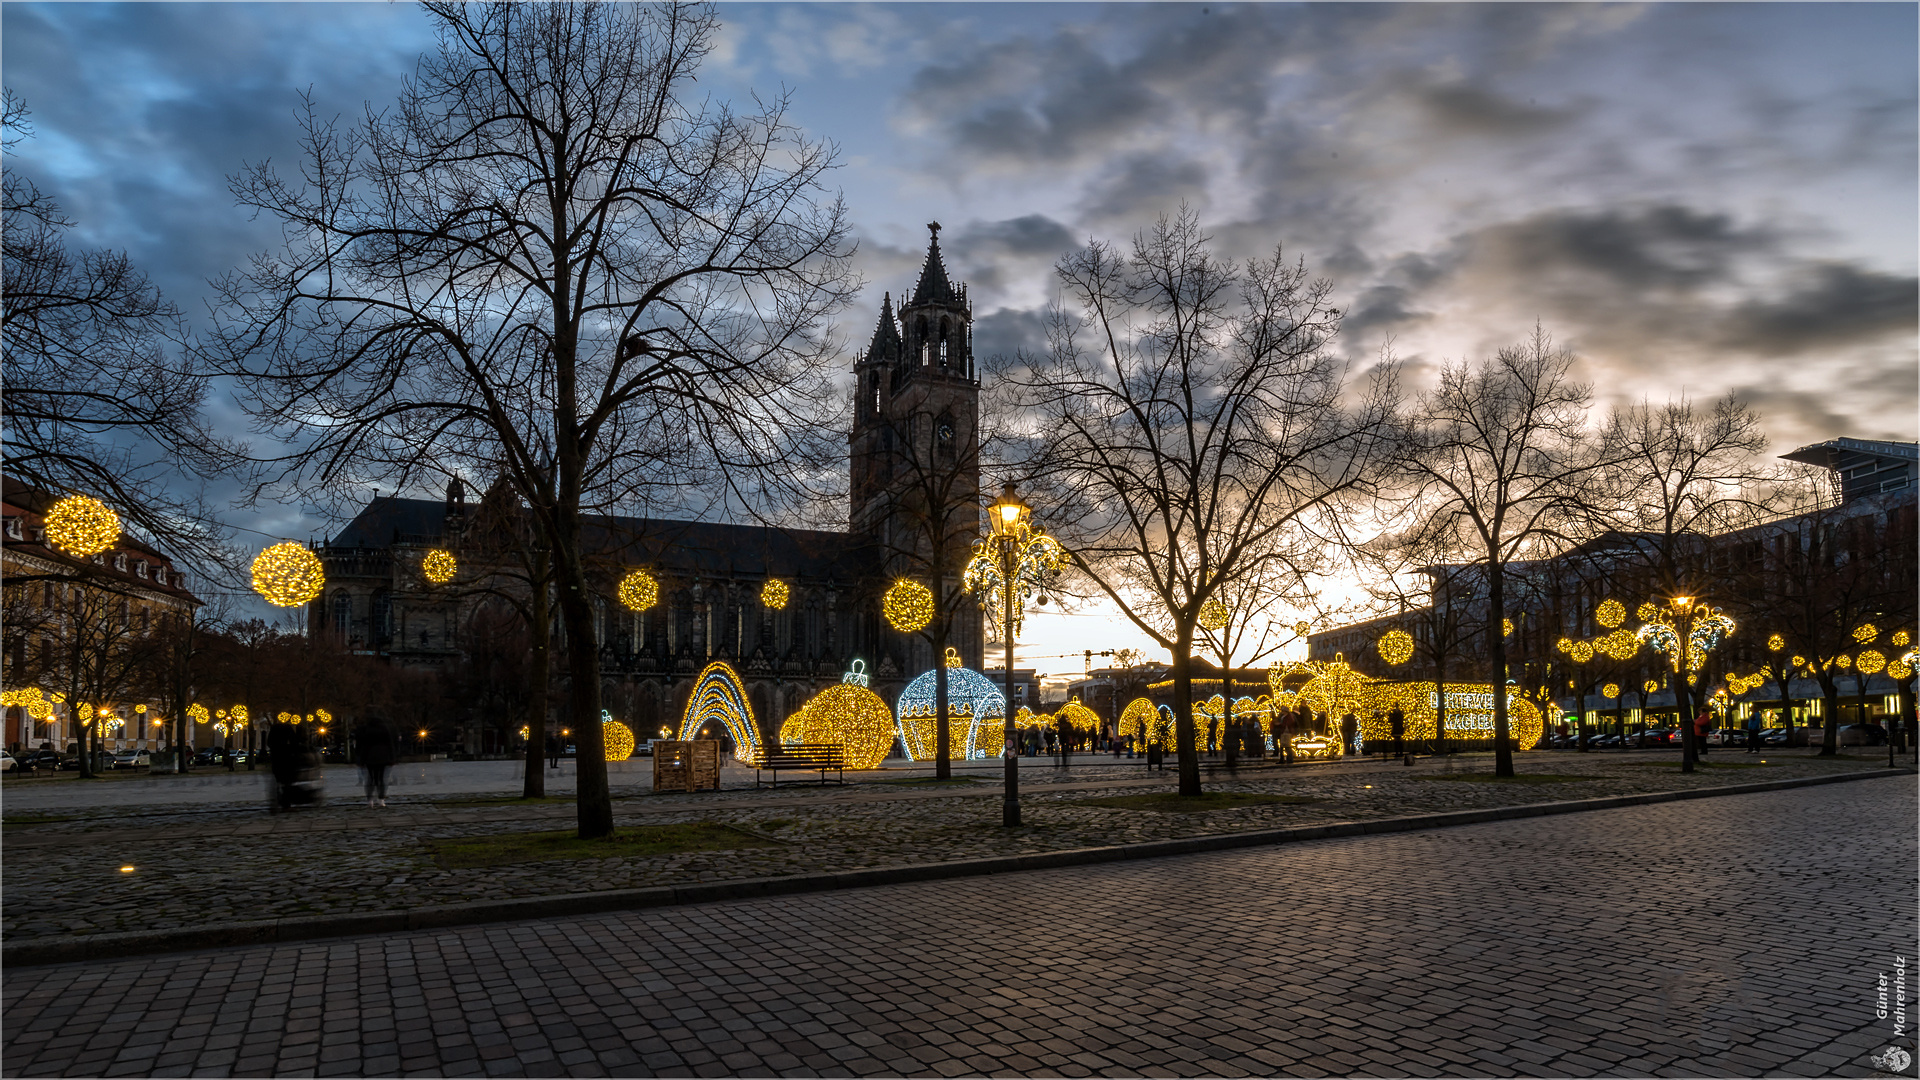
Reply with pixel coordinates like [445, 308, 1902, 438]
[16, 749, 61, 772]
[1841, 722, 1888, 746]
[192, 747, 231, 766]
[227, 748, 253, 765]
[112, 749, 152, 768]
[1634, 729, 1674, 747]
[1590, 733, 1625, 748]
[0, 750, 14, 772]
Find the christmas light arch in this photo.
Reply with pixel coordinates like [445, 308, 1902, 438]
[677, 661, 759, 760]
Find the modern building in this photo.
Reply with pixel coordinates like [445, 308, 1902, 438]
[307, 229, 987, 747]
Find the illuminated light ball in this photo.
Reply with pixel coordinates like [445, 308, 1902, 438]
[1118, 697, 1172, 745]
[1637, 602, 1660, 623]
[1501, 618, 1514, 637]
[603, 719, 635, 761]
[1854, 623, 1879, 644]
[1602, 683, 1620, 699]
[252, 542, 326, 607]
[1894, 630, 1912, 648]
[216, 709, 227, 719]
[1377, 629, 1415, 667]
[1569, 641, 1594, 664]
[760, 578, 789, 610]
[45, 495, 122, 558]
[517, 725, 530, 740]
[1643, 680, 1660, 694]
[897, 666, 1006, 760]
[422, 549, 457, 584]
[1856, 650, 1886, 675]
[1555, 637, 1574, 654]
[188, 704, 209, 725]
[883, 579, 935, 633]
[1790, 655, 1806, 668]
[618, 569, 659, 612]
[1766, 633, 1785, 652]
[1293, 621, 1311, 638]
[311, 708, 325, 725]
[781, 683, 894, 769]
[1197, 600, 1230, 631]
[1835, 654, 1852, 670]
[1890, 659, 1914, 681]
[1595, 599, 1626, 629]
[1055, 697, 1102, 732]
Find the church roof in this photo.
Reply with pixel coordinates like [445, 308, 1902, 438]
[863, 292, 901, 363]
[909, 223, 957, 307]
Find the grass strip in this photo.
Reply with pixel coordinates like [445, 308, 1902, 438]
[429, 821, 776, 870]
[1074, 791, 1319, 814]
[1415, 773, 1596, 785]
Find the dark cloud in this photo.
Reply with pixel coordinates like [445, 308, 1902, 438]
[1469, 205, 1776, 292]
[955, 214, 1077, 258]
[1081, 155, 1212, 226]
[1717, 264, 1919, 356]
[1418, 80, 1584, 137]
[970, 306, 1053, 365]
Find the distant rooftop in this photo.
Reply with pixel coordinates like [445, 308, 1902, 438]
[1780, 437, 1918, 504]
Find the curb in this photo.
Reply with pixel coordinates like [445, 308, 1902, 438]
[5, 766, 1909, 968]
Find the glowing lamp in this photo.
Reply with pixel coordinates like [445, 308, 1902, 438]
[760, 578, 790, 610]
[422, 549, 457, 584]
[45, 495, 121, 558]
[252, 542, 325, 606]
[987, 482, 1031, 538]
[883, 579, 935, 633]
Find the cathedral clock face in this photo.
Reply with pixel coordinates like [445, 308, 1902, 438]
[937, 422, 954, 445]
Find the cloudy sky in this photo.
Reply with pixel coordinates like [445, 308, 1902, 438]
[6, 2, 1915, 675]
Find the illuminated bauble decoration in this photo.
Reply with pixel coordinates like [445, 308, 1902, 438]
[252, 542, 325, 607]
[760, 578, 789, 610]
[783, 675, 894, 769]
[312, 708, 327, 725]
[602, 715, 635, 761]
[896, 666, 1006, 761]
[422, 549, 457, 584]
[1595, 599, 1626, 629]
[44, 495, 121, 558]
[1636, 602, 1659, 623]
[1197, 600, 1230, 631]
[1351, 682, 1545, 751]
[1835, 654, 1852, 670]
[1555, 637, 1574, 654]
[1856, 650, 1886, 675]
[1378, 629, 1415, 666]
[1767, 633, 1785, 652]
[1501, 618, 1514, 638]
[1118, 697, 1173, 745]
[677, 662, 759, 760]
[1894, 630, 1913, 648]
[1569, 641, 1594, 664]
[216, 709, 227, 719]
[1890, 659, 1914, 680]
[944, 647, 963, 668]
[1602, 683, 1620, 699]
[1643, 680, 1660, 694]
[883, 579, 935, 633]
[1853, 623, 1879, 644]
[618, 569, 659, 612]
[1790, 655, 1806, 668]
[188, 704, 209, 725]
[1055, 697, 1102, 732]
[1293, 621, 1312, 638]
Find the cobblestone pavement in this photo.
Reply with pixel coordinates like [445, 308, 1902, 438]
[2, 751, 1904, 942]
[4, 775, 1912, 1078]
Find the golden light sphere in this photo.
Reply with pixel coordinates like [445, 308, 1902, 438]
[422, 549, 457, 584]
[1889, 659, 1913, 680]
[1293, 621, 1312, 638]
[1853, 623, 1879, 644]
[1595, 599, 1626, 629]
[252, 542, 325, 606]
[1767, 633, 1785, 652]
[1569, 641, 1594, 663]
[1377, 629, 1415, 666]
[1636, 602, 1659, 623]
[1893, 630, 1912, 648]
[44, 495, 122, 558]
[1856, 650, 1886, 675]
[603, 719, 635, 761]
[883, 579, 935, 633]
[1197, 600, 1230, 631]
[618, 569, 659, 612]
[1643, 679, 1660, 694]
[1602, 683, 1620, 699]
[188, 704, 209, 724]
[760, 578, 790, 610]
[1501, 618, 1514, 637]
[1055, 697, 1103, 732]
[782, 682, 895, 769]
[1835, 654, 1852, 670]
[1791, 655, 1806, 668]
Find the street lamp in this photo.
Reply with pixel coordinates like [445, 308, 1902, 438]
[1637, 594, 1734, 773]
[967, 482, 1069, 827]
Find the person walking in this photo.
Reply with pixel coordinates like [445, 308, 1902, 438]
[545, 732, 561, 770]
[1694, 709, 1712, 757]
[1389, 705, 1406, 761]
[355, 715, 398, 807]
[1745, 711, 1762, 753]
[266, 719, 305, 811]
[1340, 711, 1359, 757]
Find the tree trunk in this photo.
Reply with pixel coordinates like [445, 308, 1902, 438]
[933, 617, 951, 779]
[1818, 674, 1840, 756]
[1677, 673, 1698, 773]
[1172, 637, 1200, 796]
[1489, 568, 1514, 777]
[522, 566, 550, 799]
[1433, 657, 1448, 757]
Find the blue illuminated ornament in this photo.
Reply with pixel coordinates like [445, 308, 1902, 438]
[896, 666, 1006, 760]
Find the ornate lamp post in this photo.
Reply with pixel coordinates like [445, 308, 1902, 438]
[1637, 595, 1734, 773]
[967, 482, 1068, 827]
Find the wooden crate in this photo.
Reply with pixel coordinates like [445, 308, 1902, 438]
[652, 739, 723, 792]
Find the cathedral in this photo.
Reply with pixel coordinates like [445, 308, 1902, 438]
[310, 227, 984, 745]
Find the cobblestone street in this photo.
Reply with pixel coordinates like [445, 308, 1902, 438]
[3, 772, 1912, 1078]
[1, 751, 1904, 944]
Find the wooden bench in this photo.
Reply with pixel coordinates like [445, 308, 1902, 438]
[749, 743, 846, 788]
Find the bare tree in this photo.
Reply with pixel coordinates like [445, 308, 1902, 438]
[2, 90, 241, 568]
[1404, 326, 1609, 778]
[1014, 210, 1397, 796]
[1354, 525, 1491, 757]
[208, 2, 855, 837]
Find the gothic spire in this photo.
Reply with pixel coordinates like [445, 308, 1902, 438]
[864, 291, 902, 364]
[909, 221, 956, 307]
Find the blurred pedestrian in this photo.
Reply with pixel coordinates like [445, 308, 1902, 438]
[1389, 705, 1406, 760]
[1694, 709, 1711, 757]
[1340, 711, 1359, 757]
[1745, 711, 1761, 754]
[546, 733, 561, 770]
[355, 715, 398, 807]
[266, 719, 304, 811]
